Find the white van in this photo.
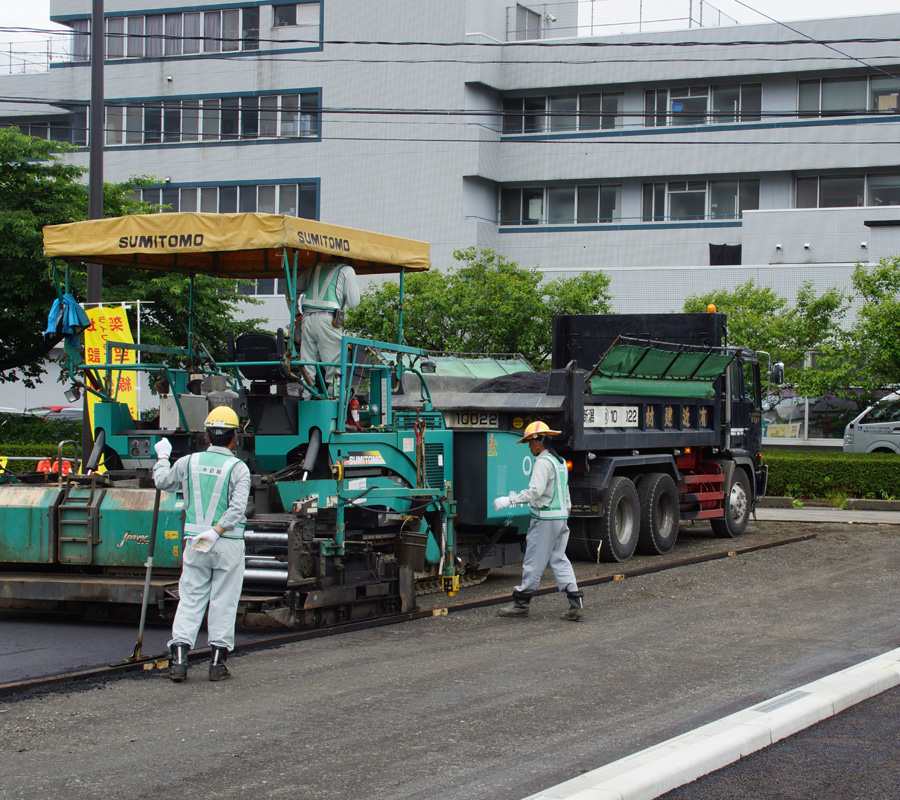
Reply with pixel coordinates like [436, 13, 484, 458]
[843, 393, 900, 453]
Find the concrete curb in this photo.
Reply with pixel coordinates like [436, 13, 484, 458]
[523, 648, 900, 800]
[758, 497, 900, 512]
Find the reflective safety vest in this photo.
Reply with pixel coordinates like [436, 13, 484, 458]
[531, 450, 569, 520]
[183, 451, 245, 539]
[303, 263, 346, 312]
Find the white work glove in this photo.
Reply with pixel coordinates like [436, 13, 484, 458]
[493, 496, 512, 511]
[192, 529, 220, 552]
[154, 438, 172, 460]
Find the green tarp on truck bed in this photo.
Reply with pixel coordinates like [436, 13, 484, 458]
[588, 339, 735, 399]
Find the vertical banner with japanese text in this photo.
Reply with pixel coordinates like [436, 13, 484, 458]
[84, 306, 138, 429]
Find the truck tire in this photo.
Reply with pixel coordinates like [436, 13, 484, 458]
[597, 476, 640, 563]
[711, 469, 751, 538]
[636, 473, 680, 555]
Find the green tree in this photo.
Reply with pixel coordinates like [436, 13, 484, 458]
[348, 248, 612, 368]
[683, 278, 848, 387]
[0, 127, 263, 387]
[803, 257, 900, 407]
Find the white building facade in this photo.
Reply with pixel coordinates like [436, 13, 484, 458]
[1, 0, 899, 379]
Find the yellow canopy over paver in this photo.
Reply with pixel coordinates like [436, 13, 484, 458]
[43, 212, 430, 276]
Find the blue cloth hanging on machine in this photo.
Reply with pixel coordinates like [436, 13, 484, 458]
[44, 293, 92, 348]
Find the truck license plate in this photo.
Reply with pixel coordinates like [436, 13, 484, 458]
[445, 412, 499, 429]
[584, 405, 639, 428]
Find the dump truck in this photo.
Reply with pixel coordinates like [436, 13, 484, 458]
[398, 311, 767, 564]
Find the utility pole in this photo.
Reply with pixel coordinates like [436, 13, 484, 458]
[83, 0, 104, 465]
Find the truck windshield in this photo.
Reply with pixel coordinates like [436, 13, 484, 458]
[862, 400, 900, 423]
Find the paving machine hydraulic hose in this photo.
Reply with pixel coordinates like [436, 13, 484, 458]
[300, 427, 322, 481]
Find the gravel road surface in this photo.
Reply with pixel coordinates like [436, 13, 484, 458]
[1, 519, 899, 800]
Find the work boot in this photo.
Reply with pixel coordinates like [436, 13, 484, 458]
[497, 590, 532, 618]
[209, 645, 231, 682]
[561, 590, 585, 622]
[169, 643, 190, 682]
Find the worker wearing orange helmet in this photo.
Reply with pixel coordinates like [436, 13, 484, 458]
[493, 420, 584, 621]
[153, 406, 251, 681]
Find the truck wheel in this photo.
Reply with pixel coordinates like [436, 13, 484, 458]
[598, 476, 640, 563]
[636, 473, 680, 555]
[711, 469, 751, 538]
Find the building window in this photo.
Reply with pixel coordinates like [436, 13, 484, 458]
[871, 76, 900, 113]
[274, 4, 298, 26]
[670, 88, 709, 126]
[147, 181, 316, 219]
[709, 180, 760, 219]
[127, 16, 145, 58]
[548, 96, 577, 132]
[500, 184, 622, 225]
[106, 18, 125, 59]
[242, 7, 260, 50]
[579, 92, 624, 130]
[145, 15, 164, 58]
[183, 13, 202, 54]
[645, 84, 761, 126]
[796, 175, 866, 208]
[502, 97, 546, 134]
[165, 15, 184, 56]
[125, 105, 143, 144]
[667, 180, 707, 218]
[502, 91, 625, 134]
[98, 6, 282, 60]
[143, 181, 318, 295]
[105, 92, 320, 145]
[868, 174, 900, 206]
[515, 4, 542, 41]
[644, 90, 668, 128]
[712, 84, 762, 122]
[69, 19, 90, 62]
[798, 77, 868, 117]
[642, 180, 759, 221]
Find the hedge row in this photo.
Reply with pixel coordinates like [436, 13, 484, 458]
[0, 413, 82, 474]
[0, 413, 81, 446]
[763, 449, 900, 500]
[2, 416, 896, 499]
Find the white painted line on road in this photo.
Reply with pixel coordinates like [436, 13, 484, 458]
[523, 648, 900, 800]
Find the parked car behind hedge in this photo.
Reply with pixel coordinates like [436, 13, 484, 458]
[843, 393, 900, 453]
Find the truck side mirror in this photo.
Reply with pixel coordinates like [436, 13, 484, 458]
[771, 362, 785, 386]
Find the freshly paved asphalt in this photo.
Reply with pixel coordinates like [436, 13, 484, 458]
[530, 502, 900, 800]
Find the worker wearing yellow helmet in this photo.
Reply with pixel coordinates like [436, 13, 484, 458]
[152, 405, 251, 681]
[493, 420, 584, 621]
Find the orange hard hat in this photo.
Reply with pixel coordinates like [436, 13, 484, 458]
[516, 420, 562, 444]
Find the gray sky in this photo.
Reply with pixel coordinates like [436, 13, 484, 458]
[4, 0, 900, 43]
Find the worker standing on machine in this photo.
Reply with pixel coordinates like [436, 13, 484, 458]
[493, 421, 584, 621]
[297, 260, 360, 398]
[153, 407, 251, 682]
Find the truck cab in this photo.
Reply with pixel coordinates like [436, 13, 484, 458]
[843, 393, 900, 453]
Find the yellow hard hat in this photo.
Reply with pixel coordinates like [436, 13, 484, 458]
[205, 406, 240, 430]
[516, 420, 561, 443]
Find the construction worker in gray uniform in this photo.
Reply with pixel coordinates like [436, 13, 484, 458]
[297, 260, 360, 398]
[493, 420, 584, 621]
[153, 406, 251, 681]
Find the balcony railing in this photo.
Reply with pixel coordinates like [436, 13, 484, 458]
[507, 0, 737, 41]
[0, 37, 77, 75]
